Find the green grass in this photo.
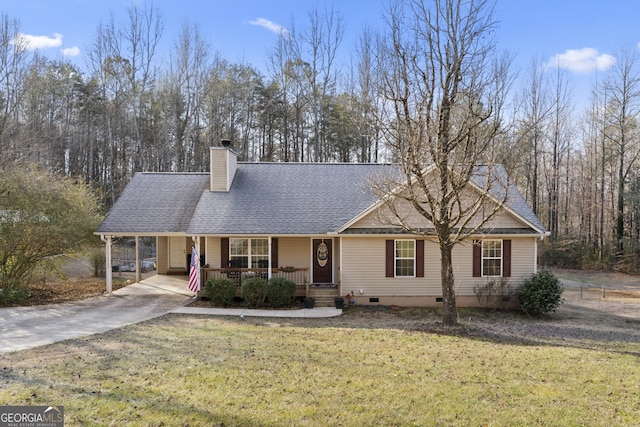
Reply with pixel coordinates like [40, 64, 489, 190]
[2, 309, 640, 426]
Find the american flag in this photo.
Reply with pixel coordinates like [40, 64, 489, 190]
[188, 246, 200, 293]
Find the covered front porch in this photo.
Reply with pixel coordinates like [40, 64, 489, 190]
[160, 235, 342, 302]
[201, 266, 311, 298]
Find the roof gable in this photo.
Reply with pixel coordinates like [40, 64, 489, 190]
[337, 164, 546, 235]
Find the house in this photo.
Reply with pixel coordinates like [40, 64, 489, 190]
[96, 143, 548, 307]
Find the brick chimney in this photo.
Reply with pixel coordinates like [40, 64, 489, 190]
[210, 140, 237, 192]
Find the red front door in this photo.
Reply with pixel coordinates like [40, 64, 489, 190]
[312, 239, 332, 284]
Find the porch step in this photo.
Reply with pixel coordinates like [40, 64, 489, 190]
[309, 287, 339, 307]
[167, 269, 187, 275]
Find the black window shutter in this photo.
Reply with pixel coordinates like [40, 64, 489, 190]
[271, 238, 279, 268]
[416, 240, 424, 277]
[386, 240, 394, 277]
[503, 239, 511, 277]
[221, 238, 229, 268]
[472, 240, 482, 277]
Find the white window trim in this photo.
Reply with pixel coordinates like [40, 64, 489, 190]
[395, 239, 416, 278]
[482, 239, 503, 277]
[229, 238, 268, 268]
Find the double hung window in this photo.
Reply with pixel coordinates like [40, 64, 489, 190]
[395, 240, 415, 277]
[229, 238, 268, 268]
[482, 239, 502, 277]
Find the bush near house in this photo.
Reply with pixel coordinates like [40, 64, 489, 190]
[205, 278, 236, 307]
[518, 270, 564, 315]
[241, 277, 268, 308]
[473, 278, 513, 311]
[267, 277, 296, 307]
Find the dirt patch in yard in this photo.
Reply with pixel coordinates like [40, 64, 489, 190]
[450, 267, 640, 353]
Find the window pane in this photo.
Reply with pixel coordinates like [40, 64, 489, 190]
[396, 259, 414, 276]
[230, 239, 248, 256]
[483, 240, 501, 258]
[395, 240, 414, 258]
[230, 239, 248, 268]
[483, 259, 501, 276]
[252, 238, 268, 255]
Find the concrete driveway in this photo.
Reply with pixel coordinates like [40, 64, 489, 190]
[0, 275, 194, 355]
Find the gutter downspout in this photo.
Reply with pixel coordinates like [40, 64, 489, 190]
[101, 235, 112, 294]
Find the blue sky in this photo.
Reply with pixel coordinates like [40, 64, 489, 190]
[2, 0, 639, 111]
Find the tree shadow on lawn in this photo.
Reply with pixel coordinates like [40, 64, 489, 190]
[0, 329, 271, 427]
[0, 370, 269, 426]
[221, 303, 640, 356]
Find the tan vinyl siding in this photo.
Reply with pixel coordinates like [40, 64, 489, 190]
[157, 236, 168, 274]
[227, 153, 237, 190]
[277, 237, 311, 269]
[341, 236, 442, 297]
[475, 210, 525, 228]
[206, 237, 222, 268]
[350, 200, 527, 230]
[467, 210, 526, 229]
[341, 236, 537, 300]
[350, 202, 434, 229]
[210, 147, 237, 191]
[210, 149, 228, 191]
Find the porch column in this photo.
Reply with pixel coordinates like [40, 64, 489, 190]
[102, 235, 112, 295]
[268, 236, 272, 280]
[534, 237, 539, 274]
[135, 236, 141, 283]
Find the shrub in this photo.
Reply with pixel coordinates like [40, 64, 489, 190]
[205, 277, 236, 307]
[518, 270, 564, 315]
[473, 278, 513, 310]
[0, 285, 31, 305]
[241, 277, 268, 308]
[267, 277, 296, 307]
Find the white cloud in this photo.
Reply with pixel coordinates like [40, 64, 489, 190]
[545, 47, 616, 73]
[13, 33, 64, 50]
[61, 46, 80, 57]
[248, 18, 288, 36]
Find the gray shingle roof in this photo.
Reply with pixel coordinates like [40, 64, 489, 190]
[187, 163, 388, 235]
[96, 173, 209, 234]
[96, 163, 546, 236]
[470, 165, 546, 234]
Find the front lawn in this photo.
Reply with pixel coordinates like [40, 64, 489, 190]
[1, 308, 639, 426]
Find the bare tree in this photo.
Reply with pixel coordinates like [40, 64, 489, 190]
[373, 0, 512, 326]
[159, 22, 210, 171]
[517, 57, 552, 217]
[546, 63, 574, 241]
[604, 46, 640, 253]
[0, 14, 31, 165]
[267, 21, 299, 162]
[304, 5, 345, 162]
[354, 25, 384, 163]
[120, 2, 164, 171]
